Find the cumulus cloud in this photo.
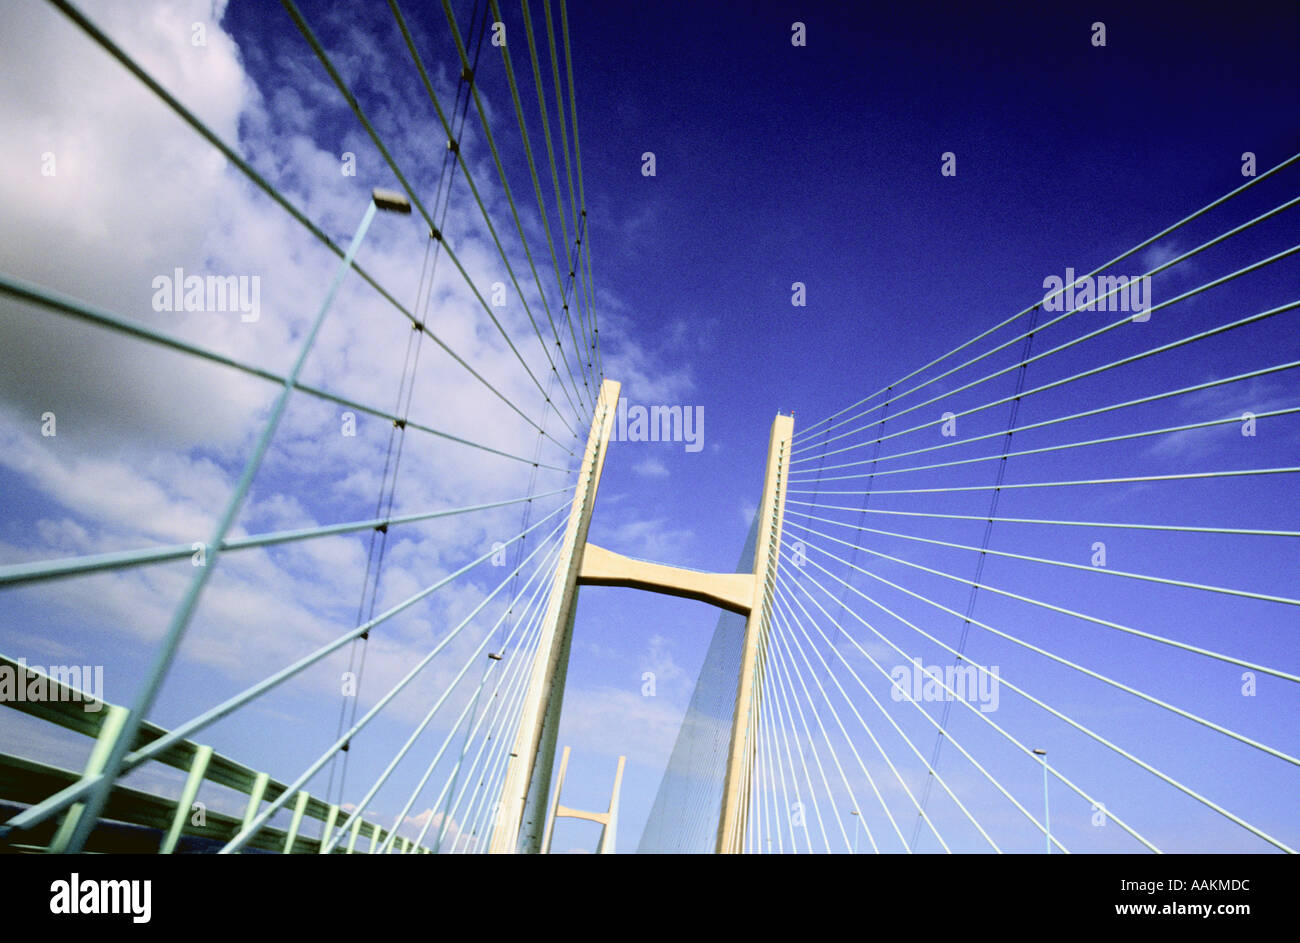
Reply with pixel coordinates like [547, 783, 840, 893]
[0, 0, 684, 834]
[631, 456, 668, 478]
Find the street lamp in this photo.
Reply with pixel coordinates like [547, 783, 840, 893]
[850, 809, 860, 855]
[1033, 749, 1050, 854]
[58, 185, 414, 853]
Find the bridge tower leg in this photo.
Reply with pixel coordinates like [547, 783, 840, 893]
[715, 413, 794, 853]
[489, 379, 620, 853]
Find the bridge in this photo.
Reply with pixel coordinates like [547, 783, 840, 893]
[0, 0, 1297, 857]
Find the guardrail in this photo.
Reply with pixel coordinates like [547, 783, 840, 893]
[0, 654, 432, 854]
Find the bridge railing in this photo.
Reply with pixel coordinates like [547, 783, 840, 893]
[0, 654, 433, 853]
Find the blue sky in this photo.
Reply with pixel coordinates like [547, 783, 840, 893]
[0, 0, 1296, 853]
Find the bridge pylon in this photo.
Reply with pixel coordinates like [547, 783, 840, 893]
[489, 379, 621, 853]
[540, 746, 626, 854]
[489, 378, 793, 853]
[715, 411, 793, 854]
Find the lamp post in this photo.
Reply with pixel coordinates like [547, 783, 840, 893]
[55, 187, 412, 853]
[1033, 748, 1050, 854]
[850, 809, 860, 855]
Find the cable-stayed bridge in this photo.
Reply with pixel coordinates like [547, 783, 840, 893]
[0, 0, 1297, 856]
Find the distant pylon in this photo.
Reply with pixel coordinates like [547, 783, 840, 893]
[540, 746, 626, 854]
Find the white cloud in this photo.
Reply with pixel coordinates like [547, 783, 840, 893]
[557, 684, 683, 760]
[595, 516, 694, 563]
[0, 0, 684, 833]
[632, 456, 668, 478]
